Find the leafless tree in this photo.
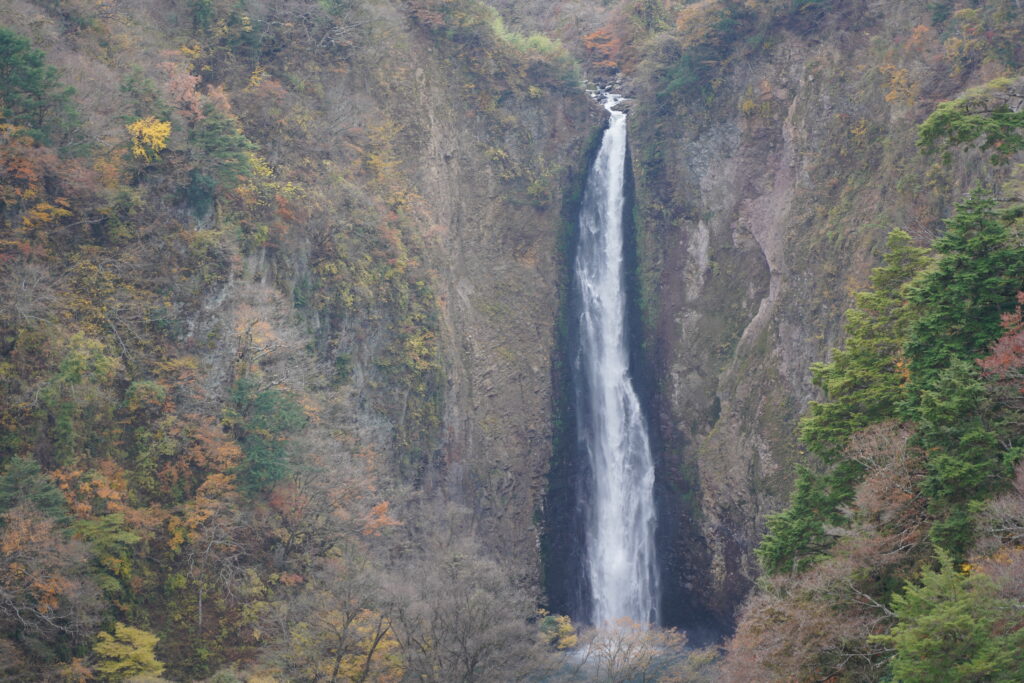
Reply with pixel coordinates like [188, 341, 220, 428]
[385, 502, 555, 682]
[0, 503, 101, 651]
[563, 619, 690, 683]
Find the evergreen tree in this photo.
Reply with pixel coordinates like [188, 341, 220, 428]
[914, 360, 1010, 555]
[230, 377, 307, 493]
[0, 27, 78, 145]
[0, 457, 68, 525]
[905, 194, 1024, 388]
[187, 102, 254, 214]
[918, 77, 1024, 165]
[905, 195, 1024, 554]
[759, 230, 929, 574]
[875, 551, 1024, 682]
[756, 467, 835, 574]
[74, 514, 141, 597]
[802, 229, 930, 462]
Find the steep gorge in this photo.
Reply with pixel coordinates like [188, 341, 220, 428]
[4, 0, 1024, 676]
[625, 0, 1024, 629]
[0, 0, 602, 674]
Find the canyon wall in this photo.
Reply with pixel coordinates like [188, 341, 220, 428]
[628, 0, 1021, 628]
[7, 2, 1024, 669]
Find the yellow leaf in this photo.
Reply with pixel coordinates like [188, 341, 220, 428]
[126, 117, 171, 161]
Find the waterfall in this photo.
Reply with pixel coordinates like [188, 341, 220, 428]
[574, 94, 659, 626]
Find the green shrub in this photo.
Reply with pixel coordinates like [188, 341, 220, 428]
[873, 550, 1024, 682]
[229, 376, 307, 492]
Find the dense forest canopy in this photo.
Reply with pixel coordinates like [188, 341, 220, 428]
[2, 0, 1024, 681]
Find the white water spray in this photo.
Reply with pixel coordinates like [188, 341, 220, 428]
[574, 94, 659, 626]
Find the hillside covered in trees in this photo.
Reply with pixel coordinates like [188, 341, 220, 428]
[2, 0, 1024, 681]
[0, 0, 602, 678]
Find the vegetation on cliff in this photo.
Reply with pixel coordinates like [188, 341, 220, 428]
[0, 0, 596, 678]
[5, 0, 1024, 679]
[598, 0, 1024, 649]
[726, 73, 1024, 681]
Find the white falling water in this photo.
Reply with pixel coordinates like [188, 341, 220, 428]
[575, 94, 659, 626]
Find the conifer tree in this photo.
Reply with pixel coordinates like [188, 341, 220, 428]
[229, 377, 307, 492]
[759, 230, 930, 574]
[756, 467, 835, 574]
[0, 457, 68, 525]
[0, 28, 78, 145]
[875, 551, 1024, 682]
[905, 195, 1024, 554]
[905, 195, 1024, 387]
[802, 229, 930, 462]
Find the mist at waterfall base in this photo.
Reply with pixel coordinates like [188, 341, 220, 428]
[542, 95, 730, 645]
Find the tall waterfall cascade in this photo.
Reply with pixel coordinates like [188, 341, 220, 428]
[574, 93, 659, 626]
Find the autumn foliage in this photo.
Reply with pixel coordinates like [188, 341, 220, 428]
[582, 26, 624, 75]
[729, 60, 1024, 678]
[0, 0, 584, 677]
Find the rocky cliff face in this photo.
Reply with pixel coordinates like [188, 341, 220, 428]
[1, 0, 598, 594]
[11, 0, 1024, 660]
[627, 0, 1021, 629]
[386, 16, 602, 585]
[254, 1, 602, 586]
[210, 0, 601, 588]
